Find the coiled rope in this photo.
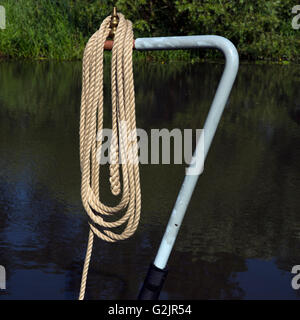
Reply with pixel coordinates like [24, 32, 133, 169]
[79, 13, 141, 300]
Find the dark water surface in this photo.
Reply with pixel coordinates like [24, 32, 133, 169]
[0, 60, 300, 300]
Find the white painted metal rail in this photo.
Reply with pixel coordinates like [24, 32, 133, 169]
[135, 35, 239, 270]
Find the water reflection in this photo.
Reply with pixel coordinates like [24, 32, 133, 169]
[0, 60, 299, 299]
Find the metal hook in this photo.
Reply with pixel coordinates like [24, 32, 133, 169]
[109, 7, 119, 40]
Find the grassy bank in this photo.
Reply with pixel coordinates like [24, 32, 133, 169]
[0, 0, 299, 62]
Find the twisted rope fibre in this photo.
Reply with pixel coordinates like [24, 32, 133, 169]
[79, 13, 141, 300]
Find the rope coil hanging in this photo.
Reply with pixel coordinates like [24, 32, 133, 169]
[79, 13, 141, 300]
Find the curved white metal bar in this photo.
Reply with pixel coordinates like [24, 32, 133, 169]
[136, 35, 239, 270]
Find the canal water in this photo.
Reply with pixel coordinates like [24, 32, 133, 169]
[0, 60, 300, 299]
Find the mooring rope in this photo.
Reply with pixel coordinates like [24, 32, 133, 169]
[79, 13, 141, 300]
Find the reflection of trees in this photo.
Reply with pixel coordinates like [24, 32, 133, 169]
[0, 61, 81, 124]
[165, 252, 246, 299]
[0, 61, 300, 299]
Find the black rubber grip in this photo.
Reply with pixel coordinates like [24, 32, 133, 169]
[138, 262, 168, 300]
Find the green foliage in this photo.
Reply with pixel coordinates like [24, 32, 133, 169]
[0, 0, 299, 61]
[173, 0, 299, 61]
[0, 0, 82, 59]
